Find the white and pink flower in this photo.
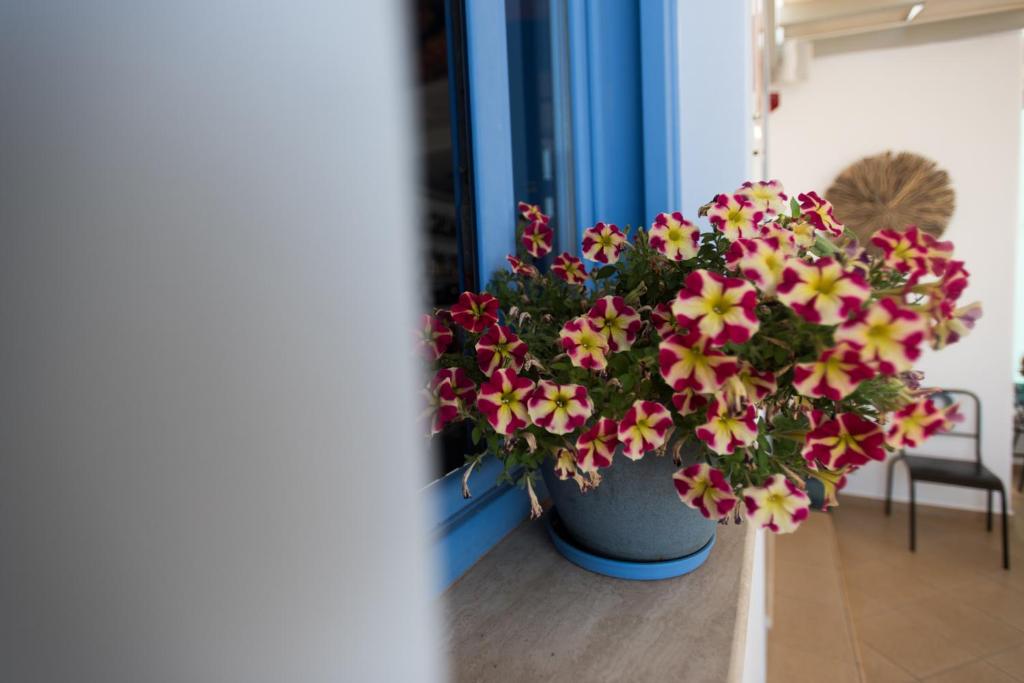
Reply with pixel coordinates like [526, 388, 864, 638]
[475, 368, 534, 435]
[658, 333, 739, 393]
[559, 316, 610, 370]
[649, 212, 700, 261]
[834, 298, 926, 374]
[738, 180, 788, 217]
[617, 400, 674, 460]
[450, 291, 500, 333]
[522, 220, 553, 258]
[673, 463, 738, 521]
[575, 417, 618, 472]
[475, 325, 528, 376]
[802, 412, 886, 470]
[551, 252, 588, 285]
[671, 269, 760, 345]
[695, 396, 758, 455]
[587, 296, 642, 352]
[776, 258, 869, 325]
[419, 313, 453, 360]
[793, 343, 875, 401]
[797, 191, 843, 237]
[581, 222, 627, 264]
[708, 193, 764, 241]
[527, 381, 594, 435]
[743, 475, 811, 534]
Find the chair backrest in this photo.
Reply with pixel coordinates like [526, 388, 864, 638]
[925, 388, 981, 466]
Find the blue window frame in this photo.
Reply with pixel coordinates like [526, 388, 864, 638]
[428, 0, 754, 592]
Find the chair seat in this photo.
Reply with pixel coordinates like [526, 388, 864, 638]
[903, 454, 1002, 490]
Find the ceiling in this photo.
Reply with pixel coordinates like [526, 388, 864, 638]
[779, 0, 1024, 42]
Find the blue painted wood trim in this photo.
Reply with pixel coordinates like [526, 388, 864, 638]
[466, 0, 517, 282]
[677, 0, 752, 214]
[640, 0, 682, 219]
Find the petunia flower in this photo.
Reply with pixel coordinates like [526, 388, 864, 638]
[930, 301, 982, 349]
[425, 378, 460, 435]
[553, 448, 578, 480]
[617, 400, 674, 460]
[920, 230, 954, 275]
[797, 191, 843, 237]
[475, 324, 528, 376]
[652, 302, 686, 338]
[475, 368, 535, 435]
[418, 313, 453, 360]
[527, 380, 594, 435]
[886, 398, 958, 449]
[673, 463, 738, 521]
[725, 363, 778, 406]
[936, 259, 970, 303]
[834, 298, 926, 374]
[581, 222, 627, 264]
[776, 257, 869, 325]
[551, 252, 588, 285]
[738, 180, 788, 217]
[802, 412, 886, 470]
[522, 220, 553, 258]
[695, 396, 758, 455]
[793, 343, 875, 401]
[431, 367, 477, 406]
[575, 417, 618, 472]
[789, 220, 817, 249]
[671, 269, 760, 345]
[756, 222, 799, 254]
[517, 201, 548, 224]
[726, 237, 792, 296]
[587, 296, 642, 352]
[450, 291, 500, 333]
[658, 333, 739, 393]
[559, 316, 610, 370]
[707, 193, 764, 241]
[648, 212, 700, 261]
[743, 475, 811, 534]
[671, 388, 708, 417]
[870, 227, 931, 283]
[506, 254, 539, 277]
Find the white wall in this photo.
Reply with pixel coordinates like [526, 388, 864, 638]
[770, 31, 1022, 511]
[0, 3, 442, 681]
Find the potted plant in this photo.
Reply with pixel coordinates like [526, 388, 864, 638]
[419, 181, 980, 577]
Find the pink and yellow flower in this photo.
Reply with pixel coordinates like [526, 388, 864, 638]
[527, 381, 593, 435]
[793, 343, 875, 401]
[419, 313, 453, 360]
[743, 475, 811, 534]
[671, 269, 760, 345]
[425, 378, 460, 435]
[617, 400, 674, 460]
[581, 222, 627, 264]
[431, 367, 477, 405]
[797, 191, 843, 237]
[757, 222, 799, 253]
[506, 254, 539, 277]
[936, 260, 970, 303]
[475, 368, 534, 435]
[551, 252, 588, 285]
[789, 220, 817, 249]
[517, 201, 549, 224]
[834, 298, 926, 374]
[671, 388, 708, 417]
[930, 301, 982, 349]
[777, 258, 869, 325]
[886, 398, 958, 449]
[587, 296, 642, 352]
[726, 237, 792, 296]
[739, 180, 788, 217]
[450, 291, 500, 333]
[695, 397, 758, 455]
[559, 317, 610, 370]
[648, 212, 700, 261]
[673, 464, 738, 521]
[658, 333, 739, 393]
[802, 412, 886, 470]
[708, 193, 764, 241]
[870, 227, 930, 283]
[807, 465, 850, 511]
[522, 220, 553, 258]
[475, 325, 528, 376]
[726, 363, 778, 405]
[553, 448, 578, 480]
[575, 417, 618, 472]
[652, 302, 686, 338]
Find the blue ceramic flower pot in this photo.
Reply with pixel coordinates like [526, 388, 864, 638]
[540, 441, 717, 564]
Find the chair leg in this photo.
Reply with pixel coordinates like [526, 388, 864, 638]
[909, 478, 916, 552]
[987, 490, 993, 531]
[885, 454, 899, 516]
[1018, 459, 1024, 493]
[1000, 486, 1010, 570]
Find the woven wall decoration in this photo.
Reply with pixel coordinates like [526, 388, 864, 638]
[825, 151, 955, 243]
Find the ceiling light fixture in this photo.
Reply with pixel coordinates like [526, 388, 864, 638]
[905, 2, 925, 22]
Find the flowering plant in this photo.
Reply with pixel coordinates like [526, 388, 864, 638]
[419, 183, 980, 534]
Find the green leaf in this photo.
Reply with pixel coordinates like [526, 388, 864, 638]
[790, 197, 801, 218]
[595, 265, 617, 280]
[471, 424, 482, 446]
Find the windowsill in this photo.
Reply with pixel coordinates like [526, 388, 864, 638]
[443, 517, 757, 682]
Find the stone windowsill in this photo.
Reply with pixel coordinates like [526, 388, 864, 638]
[444, 518, 757, 682]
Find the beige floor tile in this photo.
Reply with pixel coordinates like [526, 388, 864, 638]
[899, 593, 1024, 658]
[856, 607, 975, 678]
[957, 577, 1024, 632]
[860, 643, 916, 683]
[986, 643, 1024, 682]
[768, 640, 861, 683]
[771, 594, 859, 665]
[842, 558, 942, 619]
[923, 660, 1017, 683]
[775, 557, 846, 610]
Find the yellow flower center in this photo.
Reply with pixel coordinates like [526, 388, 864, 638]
[668, 228, 682, 241]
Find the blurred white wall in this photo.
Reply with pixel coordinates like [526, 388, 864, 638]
[770, 31, 1022, 511]
[0, 2, 442, 681]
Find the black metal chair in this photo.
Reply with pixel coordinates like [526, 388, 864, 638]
[884, 389, 1009, 570]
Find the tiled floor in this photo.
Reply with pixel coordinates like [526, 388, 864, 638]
[769, 478, 1024, 683]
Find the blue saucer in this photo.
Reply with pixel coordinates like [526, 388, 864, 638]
[544, 507, 716, 581]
